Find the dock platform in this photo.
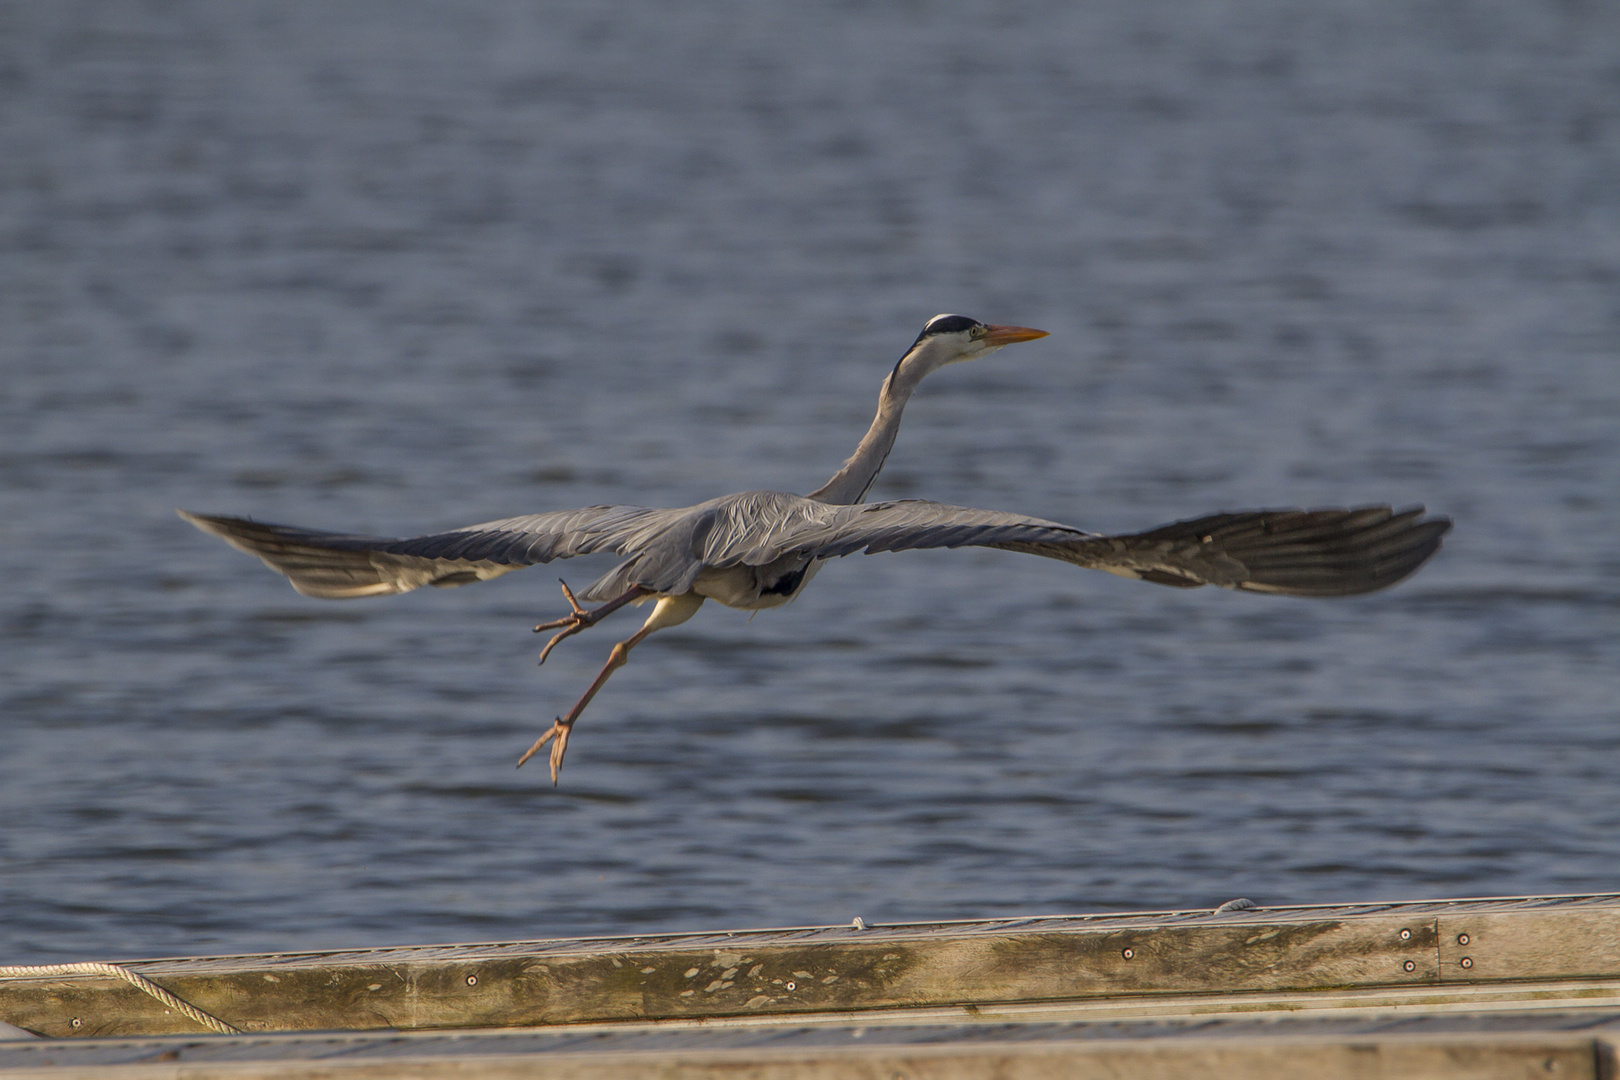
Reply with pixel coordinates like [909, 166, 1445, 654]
[6, 893, 1620, 1077]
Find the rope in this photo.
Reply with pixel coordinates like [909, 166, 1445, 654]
[0, 962, 241, 1035]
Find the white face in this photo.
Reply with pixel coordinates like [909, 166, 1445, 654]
[942, 326, 996, 364]
[911, 314, 989, 365]
[902, 315, 1049, 370]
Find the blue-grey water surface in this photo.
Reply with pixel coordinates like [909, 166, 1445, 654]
[2, 1, 1619, 964]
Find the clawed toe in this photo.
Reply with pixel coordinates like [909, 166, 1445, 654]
[516, 718, 572, 785]
[534, 580, 590, 632]
[534, 581, 595, 665]
[548, 726, 570, 784]
[536, 625, 581, 666]
[532, 581, 656, 665]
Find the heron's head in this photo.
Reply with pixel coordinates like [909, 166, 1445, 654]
[894, 314, 1049, 383]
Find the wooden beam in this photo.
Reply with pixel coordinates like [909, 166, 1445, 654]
[0, 1033, 1606, 1080]
[5, 895, 1620, 1040]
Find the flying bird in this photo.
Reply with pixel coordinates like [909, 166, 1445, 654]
[182, 314, 1450, 783]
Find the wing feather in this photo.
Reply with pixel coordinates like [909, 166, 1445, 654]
[183, 495, 1450, 603]
[742, 499, 1449, 598]
[178, 505, 668, 599]
[709, 499, 1091, 563]
[990, 506, 1451, 596]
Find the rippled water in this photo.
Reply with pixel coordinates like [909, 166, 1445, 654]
[3, 1, 1619, 964]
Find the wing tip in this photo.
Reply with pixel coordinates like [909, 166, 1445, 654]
[1235, 507, 1452, 596]
[177, 508, 257, 539]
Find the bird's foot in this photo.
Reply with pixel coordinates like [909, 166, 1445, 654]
[516, 718, 572, 785]
[533, 581, 597, 665]
[533, 581, 650, 665]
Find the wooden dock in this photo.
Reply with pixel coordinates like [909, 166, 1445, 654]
[6, 893, 1620, 1077]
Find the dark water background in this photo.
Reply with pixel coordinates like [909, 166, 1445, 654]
[3, 1, 1618, 964]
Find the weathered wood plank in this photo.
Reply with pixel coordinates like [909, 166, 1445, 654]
[0, 1033, 1603, 1080]
[5, 895, 1620, 1040]
[0, 917, 1437, 1037]
[1440, 908, 1620, 983]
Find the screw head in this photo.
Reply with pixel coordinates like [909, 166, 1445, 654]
[1399, 928, 1412, 940]
[70, 1018, 83, 1029]
[1121, 947, 1135, 960]
[466, 975, 478, 986]
[1457, 933, 1470, 945]
[1403, 959, 1416, 972]
[786, 981, 797, 991]
[1460, 957, 1473, 969]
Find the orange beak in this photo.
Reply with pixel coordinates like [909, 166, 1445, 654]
[981, 324, 1050, 346]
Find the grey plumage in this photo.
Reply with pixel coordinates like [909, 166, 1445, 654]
[179, 313, 1451, 781]
[179, 497, 1447, 604]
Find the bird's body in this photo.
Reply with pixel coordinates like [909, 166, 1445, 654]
[183, 314, 1451, 781]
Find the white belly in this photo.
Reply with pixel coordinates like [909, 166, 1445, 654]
[690, 558, 823, 610]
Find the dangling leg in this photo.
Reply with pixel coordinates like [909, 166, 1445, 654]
[518, 592, 705, 784]
[533, 582, 652, 665]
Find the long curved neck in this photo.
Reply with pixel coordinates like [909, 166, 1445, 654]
[808, 351, 937, 505]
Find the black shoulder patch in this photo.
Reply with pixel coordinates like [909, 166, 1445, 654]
[760, 564, 807, 597]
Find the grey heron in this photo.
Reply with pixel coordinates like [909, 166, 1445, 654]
[181, 313, 1450, 783]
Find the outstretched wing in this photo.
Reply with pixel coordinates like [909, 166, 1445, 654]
[752, 500, 1450, 597]
[178, 505, 673, 598]
[184, 496, 1450, 601]
[992, 506, 1450, 596]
